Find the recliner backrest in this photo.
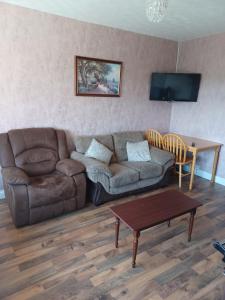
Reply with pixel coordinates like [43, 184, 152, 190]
[0, 128, 69, 176]
[9, 128, 58, 176]
[0, 133, 15, 168]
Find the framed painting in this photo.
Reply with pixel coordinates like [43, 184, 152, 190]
[75, 56, 122, 97]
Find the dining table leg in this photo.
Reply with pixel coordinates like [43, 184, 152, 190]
[115, 217, 120, 248]
[211, 146, 221, 183]
[189, 151, 197, 191]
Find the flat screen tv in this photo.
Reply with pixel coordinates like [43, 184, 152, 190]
[150, 73, 201, 102]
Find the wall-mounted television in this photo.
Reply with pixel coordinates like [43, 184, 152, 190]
[150, 73, 201, 102]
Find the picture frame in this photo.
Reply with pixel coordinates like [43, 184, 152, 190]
[75, 56, 122, 97]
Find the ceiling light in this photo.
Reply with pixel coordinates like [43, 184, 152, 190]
[146, 0, 168, 23]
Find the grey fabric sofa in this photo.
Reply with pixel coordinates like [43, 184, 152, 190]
[71, 131, 174, 205]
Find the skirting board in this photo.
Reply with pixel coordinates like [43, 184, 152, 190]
[183, 166, 225, 186]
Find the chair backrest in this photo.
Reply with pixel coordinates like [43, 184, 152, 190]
[146, 129, 163, 149]
[0, 128, 69, 176]
[162, 133, 187, 163]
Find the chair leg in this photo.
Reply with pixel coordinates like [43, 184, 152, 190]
[179, 164, 182, 188]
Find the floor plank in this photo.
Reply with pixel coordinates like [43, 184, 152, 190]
[0, 177, 225, 299]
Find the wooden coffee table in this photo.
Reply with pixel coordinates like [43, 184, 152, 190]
[110, 189, 202, 268]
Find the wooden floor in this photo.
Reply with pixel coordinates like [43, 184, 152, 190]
[0, 177, 225, 300]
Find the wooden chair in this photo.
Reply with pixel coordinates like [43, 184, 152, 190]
[162, 133, 193, 188]
[146, 129, 163, 149]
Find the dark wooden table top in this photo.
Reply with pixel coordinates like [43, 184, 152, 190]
[110, 190, 202, 231]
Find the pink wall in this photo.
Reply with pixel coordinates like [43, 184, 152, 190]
[1, 3, 225, 188]
[1, 2, 225, 186]
[0, 3, 177, 141]
[170, 34, 225, 179]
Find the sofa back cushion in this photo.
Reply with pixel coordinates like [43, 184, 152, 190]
[127, 140, 151, 162]
[8, 128, 59, 176]
[75, 134, 116, 162]
[85, 138, 113, 164]
[113, 131, 145, 162]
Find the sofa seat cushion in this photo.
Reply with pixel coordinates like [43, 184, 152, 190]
[28, 172, 76, 208]
[121, 161, 163, 180]
[109, 163, 139, 188]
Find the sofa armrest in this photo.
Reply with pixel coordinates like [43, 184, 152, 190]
[2, 167, 30, 185]
[150, 147, 175, 166]
[56, 159, 85, 176]
[70, 151, 113, 178]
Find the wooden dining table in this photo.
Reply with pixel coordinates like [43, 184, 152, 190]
[178, 135, 222, 190]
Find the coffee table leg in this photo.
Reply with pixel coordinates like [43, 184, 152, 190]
[115, 218, 120, 248]
[132, 231, 140, 268]
[168, 220, 171, 227]
[188, 209, 196, 242]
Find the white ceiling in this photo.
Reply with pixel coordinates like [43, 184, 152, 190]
[2, 0, 225, 41]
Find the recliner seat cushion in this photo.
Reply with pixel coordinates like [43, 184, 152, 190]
[109, 163, 139, 188]
[121, 161, 163, 180]
[28, 172, 76, 208]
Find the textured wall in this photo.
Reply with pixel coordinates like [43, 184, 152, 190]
[0, 2, 177, 142]
[170, 34, 225, 178]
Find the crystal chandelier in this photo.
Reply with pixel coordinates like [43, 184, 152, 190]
[146, 0, 168, 23]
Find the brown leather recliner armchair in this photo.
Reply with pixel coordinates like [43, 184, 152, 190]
[0, 128, 86, 227]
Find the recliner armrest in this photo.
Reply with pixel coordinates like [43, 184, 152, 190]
[2, 167, 30, 185]
[56, 159, 85, 176]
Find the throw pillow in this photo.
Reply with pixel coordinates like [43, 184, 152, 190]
[85, 138, 113, 164]
[126, 140, 151, 162]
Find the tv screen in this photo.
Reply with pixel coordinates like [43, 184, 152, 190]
[150, 73, 201, 102]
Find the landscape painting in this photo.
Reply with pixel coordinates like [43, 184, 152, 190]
[75, 56, 122, 97]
